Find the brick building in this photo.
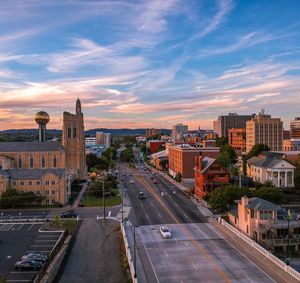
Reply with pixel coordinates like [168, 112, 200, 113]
[168, 144, 219, 181]
[228, 128, 246, 152]
[146, 140, 166, 154]
[194, 155, 229, 199]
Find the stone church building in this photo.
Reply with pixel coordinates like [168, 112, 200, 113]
[0, 99, 86, 205]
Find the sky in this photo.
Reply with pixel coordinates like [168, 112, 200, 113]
[0, 0, 300, 130]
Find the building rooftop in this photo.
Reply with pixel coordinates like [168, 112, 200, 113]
[246, 197, 282, 211]
[1, 169, 67, 179]
[201, 157, 216, 173]
[247, 156, 281, 168]
[0, 142, 64, 152]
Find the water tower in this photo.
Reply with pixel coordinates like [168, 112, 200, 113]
[34, 111, 50, 142]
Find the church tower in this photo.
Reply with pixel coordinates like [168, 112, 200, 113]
[62, 99, 86, 179]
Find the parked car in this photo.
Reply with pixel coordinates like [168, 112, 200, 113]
[15, 260, 43, 271]
[22, 253, 47, 264]
[60, 210, 77, 218]
[160, 226, 171, 238]
[129, 179, 135, 184]
[138, 192, 146, 199]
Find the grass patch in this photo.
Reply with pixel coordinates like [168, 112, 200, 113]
[51, 216, 78, 235]
[82, 190, 121, 207]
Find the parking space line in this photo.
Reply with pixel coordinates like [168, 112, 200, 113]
[38, 235, 59, 238]
[158, 213, 162, 218]
[192, 262, 198, 270]
[7, 280, 33, 282]
[26, 250, 51, 253]
[10, 271, 38, 274]
[163, 249, 169, 257]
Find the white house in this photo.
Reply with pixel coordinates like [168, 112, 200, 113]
[247, 156, 295, 187]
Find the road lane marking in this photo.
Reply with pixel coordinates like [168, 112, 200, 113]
[192, 262, 198, 270]
[10, 271, 38, 274]
[30, 245, 53, 247]
[150, 202, 154, 206]
[163, 249, 169, 257]
[158, 213, 162, 218]
[27, 224, 34, 231]
[145, 214, 149, 219]
[17, 224, 24, 230]
[26, 251, 51, 253]
[34, 240, 57, 242]
[137, 175, 232, 283]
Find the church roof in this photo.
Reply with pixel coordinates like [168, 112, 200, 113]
[0, 142, 64, 152]
[1, 169, 67, 179]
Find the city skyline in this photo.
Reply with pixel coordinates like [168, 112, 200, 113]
[1, 0, 300, 130]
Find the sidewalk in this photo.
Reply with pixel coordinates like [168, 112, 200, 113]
[72, 182, 88, 208]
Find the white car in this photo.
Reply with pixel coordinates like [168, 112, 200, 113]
[160, 226, 171, 238]
[129, 179, 135, 184]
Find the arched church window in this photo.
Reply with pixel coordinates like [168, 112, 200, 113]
[41, 156, 46, 168]
[53, 156, 57, 168]
[30, 156, 34, 168]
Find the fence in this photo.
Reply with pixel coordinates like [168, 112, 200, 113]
[121, 224, 138, 283]
[218, 217, 300, 281]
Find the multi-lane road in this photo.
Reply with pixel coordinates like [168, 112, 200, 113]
[121, 155, 297, 283]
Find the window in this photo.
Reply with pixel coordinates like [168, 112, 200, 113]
[41, 156, 46, 168]
[51, 190, 56, 195]
[12, 181, 16, 186]
[18, 157, 22, 168]
[53, 156, 57, 168]
[262, 233, 266, 240]
[28, 181, 32, 186]
[46, 199, 49, 205]
[51, 199, 55, 204]
[68, 127, 72, 138]
[29, 156, 34, 168]
[36, 191, 40, 195]
[45, 181, 49, 185]
[250, 210, 254, 218]
[73, 127, 76, 138]
[36, 181, 41, 185]
[45, 190, 49, 195]
[51, 181, 55, 185]
[20, 181, 24, 185]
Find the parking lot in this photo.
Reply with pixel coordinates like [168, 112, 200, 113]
[0, 222, 63, 282]
[137, 223, 275, 283]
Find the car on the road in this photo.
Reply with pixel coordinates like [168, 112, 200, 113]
[129, 179, 135, 184]
[22, 253, 47, 264]
[15, 260, 43, 271]
[138, 192, 146, 199]
[60, 210, 77, 218]
[160, 226, 172, 238]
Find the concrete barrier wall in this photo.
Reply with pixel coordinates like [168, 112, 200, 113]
[121, 224, 138, 283]
[35, 236, 71, 283]
[219, 218, 300, 281]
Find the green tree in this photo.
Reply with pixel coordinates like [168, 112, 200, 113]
[120, 148, 134, 162]
[253, 186, 285, 204]
[247, 144, 270, 159]
[175, 173, 182, 183]
[86, 153, 98, 170]
[160, 159, 168, 170]
[217, 144, 237, 169]
[216, 137, 228, 147]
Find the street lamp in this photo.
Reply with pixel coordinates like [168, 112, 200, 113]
[286, 209, 292, 265]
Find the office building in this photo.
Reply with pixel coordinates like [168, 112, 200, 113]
[215, 113, 254, 137]
[145, 128, 161, 138]
[246, 112, 283, 153]
[96, 132, 111, 148]
[228, 128, 246, 152]
[172, 123, 188, 140]
[290, 117, 300, 140]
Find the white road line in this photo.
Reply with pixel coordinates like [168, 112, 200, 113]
[163, 249, 169, 257]
[150, 202, 154, 206]
[38, 235, 59, 238]
[7, 280, 33, 282]
[192, 262, 198, 270]
[145, 214, 149, 219]
[183, 214, 188, 218]
[17, 224, 24, 231]
[26, 251, 51, 253]
[158, 213, 162, 218]
[10, 271, 38, 274]
[140, 203, 143, 207]
[27, 224, 34, 231]
[174, 203, 178, 207]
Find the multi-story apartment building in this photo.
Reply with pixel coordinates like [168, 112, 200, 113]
[246, 112, 283, 153]
[145, 128, 161, 138]
[214, 113, 254, 137]
[228, 128, 246, 152]
[194, 155, 229, 199]
[85, 137, 97, 147]
[96, 132, 111, 148]
[229, 196, 300, 256]
[290, 117, 300, 140]
[168, 144, 219, 181]
[172, 123, 188, 140]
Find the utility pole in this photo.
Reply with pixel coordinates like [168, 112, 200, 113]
[103, 180, 106, 220]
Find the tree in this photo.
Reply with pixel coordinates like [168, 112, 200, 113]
[216, 137, 228, 147]
[120, 148, 134, 162]
[253, 187, 285, 204]
[86, 153, 98, 170]
[175, 173, 182, 183]
[217, 144, 237, 169]
[247, 144, 270, 159]
[160, 159, 168, 170]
